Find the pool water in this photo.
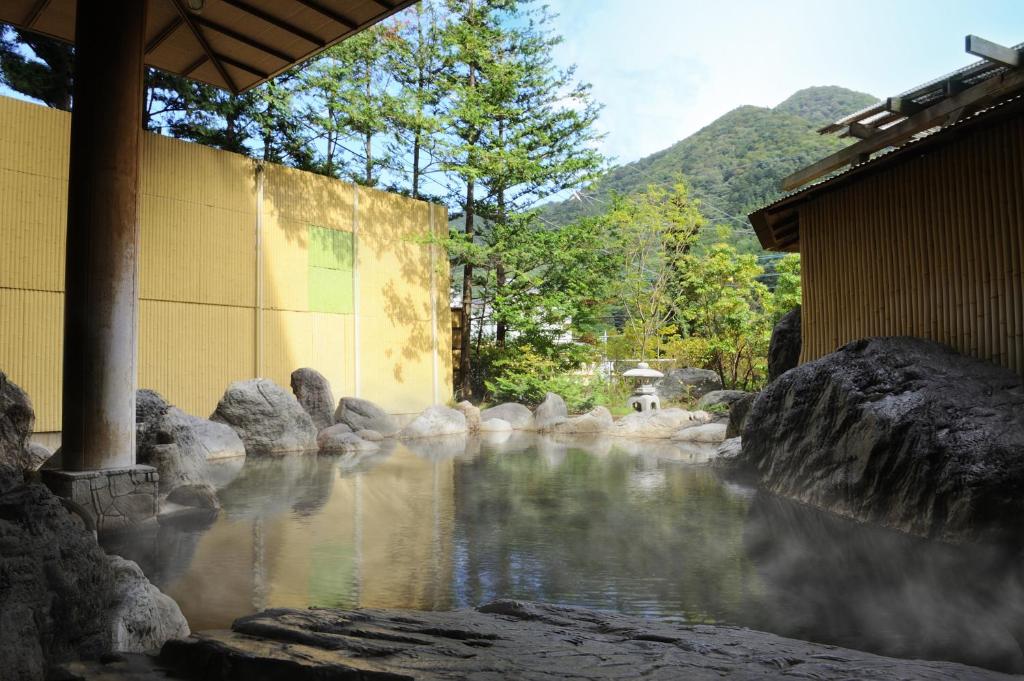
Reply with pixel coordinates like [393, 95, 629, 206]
[104, 432, 1024, 672]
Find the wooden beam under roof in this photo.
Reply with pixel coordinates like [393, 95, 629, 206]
[966, 35, 1021, 68]
[170, 0, 238, 93]
[782, 66, 1024, 191]
[294, 0, 358, 31]
[218, 0, 326, 47]
[190, 13, 296, 63]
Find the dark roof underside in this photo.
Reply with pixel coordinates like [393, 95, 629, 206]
[0, 0, 416, 94]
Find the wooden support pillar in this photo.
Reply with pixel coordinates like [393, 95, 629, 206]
[61, 0, 147, 470]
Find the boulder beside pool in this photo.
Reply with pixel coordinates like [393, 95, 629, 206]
[555, 406, 613, 434]
[732, 336, 1024, 544]
[318, 425, 380, 453]
[335, 397, 399, 437]
[453, 401, 481, 433]
[290, 367, 336, 432]
[481, 402, 534, 430]
[533, 393, 568, 432]
[401, 405, 467, 439]
[211, 379, 317, 456]
[610, 408, 711, 439]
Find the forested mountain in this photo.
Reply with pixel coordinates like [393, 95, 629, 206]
[542, 86, 878, 249]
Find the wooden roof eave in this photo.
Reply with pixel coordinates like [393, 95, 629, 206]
[0, 0, 417, 94]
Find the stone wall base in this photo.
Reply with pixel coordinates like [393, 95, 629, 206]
[42, 465, 158, 535]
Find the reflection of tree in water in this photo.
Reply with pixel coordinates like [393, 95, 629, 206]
[743, 493, 1024, 673]
[452, 447, 758, 622]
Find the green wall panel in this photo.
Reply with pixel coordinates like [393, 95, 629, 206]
[308, 225, 353, 313]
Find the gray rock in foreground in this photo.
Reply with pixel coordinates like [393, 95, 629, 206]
[734, 337, 1024, 544]
[0, 370, 34, 494]
[290, 368, 336, 431]
[159, 599, 1011, 681]
[212, 380, 317, 455]
[106, 554, 190, 653]
[335, 397, 399, 437]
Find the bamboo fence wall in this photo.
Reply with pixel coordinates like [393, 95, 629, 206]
[0, 96, 452, 433]
[799, 114, 1024, 375]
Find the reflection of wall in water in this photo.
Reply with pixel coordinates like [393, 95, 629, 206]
[164, 448, 455, 628]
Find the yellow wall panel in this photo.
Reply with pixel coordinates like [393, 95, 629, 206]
[0, 96, 451, 432]
[264, 164, 354, 230]
[0, 289, 63, 432]
[260, 309, 314, 390]
[142, 133, 256, 214]
[0, 97, 69, 180]
[0, 168, 66, 292]
[359, 315, 437, 414]
[312, 312, 355, 400]
[140, 196, 256, 307]
[139, 300, 255, 419]
[261, 214, 310, 312]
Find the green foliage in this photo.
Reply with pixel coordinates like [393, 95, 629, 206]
[601, 182, 703, 359]
[477, 341, 598, 411]
[770, 253, 802, 320]
[675, 242, 774, 390]
[0, 27, 72, 110]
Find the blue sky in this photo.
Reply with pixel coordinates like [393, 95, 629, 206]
[548, 0, 1024, 165]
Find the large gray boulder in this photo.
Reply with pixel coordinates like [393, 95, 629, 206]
[654, 367, 722, 401]
[733, 337, 1024, 544]
[768, 305, 801, 381]
[334, 397, 399, 437]
[611, 408, 711, 439]
[160, 599, 1008, 681]
[105, 555, 189, 653]
[0, 484, 186, 680]
[212, 379, 317, 455]
[290, 368, 335, 431]
[696, 389, 749, 410]
[480, 402, 534, 430]
[136, 390, 244, 509]
[533, 393, 568, 432]
[0, 370, 35, 494]
[555, 406, 613, 434]
[136, 408, 219, 510]
[401, 405, 467, 439]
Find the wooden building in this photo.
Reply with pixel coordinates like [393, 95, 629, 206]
[750, 36, 1024, 377]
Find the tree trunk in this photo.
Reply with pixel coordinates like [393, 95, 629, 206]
[460, 179, 475, 399]
[495, 182, 507, 347]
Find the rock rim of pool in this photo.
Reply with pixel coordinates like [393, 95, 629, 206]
[157, 599, 1013, 681]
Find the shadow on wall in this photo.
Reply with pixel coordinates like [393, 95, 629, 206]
[258, 162, 446, 410]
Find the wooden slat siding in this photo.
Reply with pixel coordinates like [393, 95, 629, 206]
[799, 114, 1024, 377]
[0, 96, 447, 431]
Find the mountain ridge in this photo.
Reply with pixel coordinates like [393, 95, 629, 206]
[543, 85, 879, 252]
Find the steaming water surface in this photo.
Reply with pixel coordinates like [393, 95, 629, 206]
[104, 433, 1024, 673]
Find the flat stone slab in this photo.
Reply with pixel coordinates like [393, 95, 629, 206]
[158, 600, 1014, 680]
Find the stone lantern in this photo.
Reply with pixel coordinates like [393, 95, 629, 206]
[623, 362, 664, 412]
